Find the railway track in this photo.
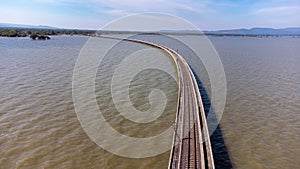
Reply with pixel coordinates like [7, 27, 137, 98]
[99, 35, 215, 169]
[168, 48, 214, 169]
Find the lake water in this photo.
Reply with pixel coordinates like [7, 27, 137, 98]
[0, 35, 299, 168]
[210, 36, 300, 169]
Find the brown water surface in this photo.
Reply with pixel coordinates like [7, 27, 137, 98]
[0, 35, 299, 169]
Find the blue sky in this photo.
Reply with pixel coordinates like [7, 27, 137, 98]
[0, 0, 299, 30]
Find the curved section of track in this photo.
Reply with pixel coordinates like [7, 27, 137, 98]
[100, 35, 215, 169]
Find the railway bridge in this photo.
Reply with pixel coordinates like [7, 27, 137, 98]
[100, 35, 215, 169]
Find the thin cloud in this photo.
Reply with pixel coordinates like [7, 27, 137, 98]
[33, 0, 81, 3]
[105, 9, 134, 16]
[254, 6, 300, 15]
[91, 0, 213, 15]
[2, 0, 300, 29]
[251, 5, 300, 27]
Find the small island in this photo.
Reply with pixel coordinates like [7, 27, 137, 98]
[29, 34, 50, 40]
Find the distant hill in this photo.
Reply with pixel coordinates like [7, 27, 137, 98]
[204, 27, 300, 35]
[0, 23, 60, 29]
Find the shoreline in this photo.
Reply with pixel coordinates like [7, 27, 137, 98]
[1, 27, 300, 38]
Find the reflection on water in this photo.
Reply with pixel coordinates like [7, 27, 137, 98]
[0, 35, 299, 169]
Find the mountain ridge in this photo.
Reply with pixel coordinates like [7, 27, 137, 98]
[0, 23, 61, 29]
[203, 27, 300, 35]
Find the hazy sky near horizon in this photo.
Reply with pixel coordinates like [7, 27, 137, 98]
[1, 0, 300, 30]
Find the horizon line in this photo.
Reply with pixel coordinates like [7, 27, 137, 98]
[1, 22, 300, 31]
